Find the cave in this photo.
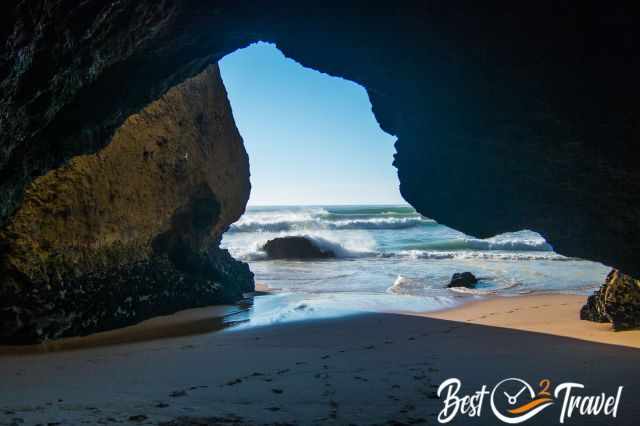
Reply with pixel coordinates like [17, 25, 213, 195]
[3, 1, 639, 341]
[3, 2, 638, 271]
[1, 3, 639, 424]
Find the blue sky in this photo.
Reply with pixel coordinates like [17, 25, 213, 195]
[219, 42, 405, 206]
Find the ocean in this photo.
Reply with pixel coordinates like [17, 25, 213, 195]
[221, 205, 608, 326]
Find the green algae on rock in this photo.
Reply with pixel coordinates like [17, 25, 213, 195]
[0, 64, 253, 343]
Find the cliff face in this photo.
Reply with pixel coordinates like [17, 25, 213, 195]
[0, 64, 253, 343]
[0, 0, 180, 223]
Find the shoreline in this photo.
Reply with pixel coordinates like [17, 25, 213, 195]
[3, 289, 639, 355]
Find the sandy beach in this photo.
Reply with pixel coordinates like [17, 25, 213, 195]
[423, 294, 640, 349]
[1, 293, 639, 425]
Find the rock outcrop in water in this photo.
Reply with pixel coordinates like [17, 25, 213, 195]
[448, 272, 478, 289]
[0, 65, 253, 343]
[263, 237, 335, 260]
[581, 270, 640, 331]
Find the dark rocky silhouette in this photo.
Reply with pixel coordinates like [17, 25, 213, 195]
[263, 237, 335, 260]
[448, 272, 478, 288]
[0, 66, 253, 343]
[581, 270, 640, 330]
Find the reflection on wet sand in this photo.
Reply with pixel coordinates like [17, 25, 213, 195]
[0, 296, 257, 356]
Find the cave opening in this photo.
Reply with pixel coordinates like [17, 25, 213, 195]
[215, 43, 609, 326]
[2, 5, 639, 423]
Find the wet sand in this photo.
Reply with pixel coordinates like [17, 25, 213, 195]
[0, 304, 248, 355]
[1, 293, 639, 425]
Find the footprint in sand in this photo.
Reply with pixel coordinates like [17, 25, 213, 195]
[329, 400, 339, 419]
[272, 388, 284, 394]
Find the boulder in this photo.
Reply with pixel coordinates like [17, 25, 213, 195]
[263, 237, 335, 260]
[448, 272, 478, 288]
[580, 270, 640, 330]
[0, 65, 254, 344]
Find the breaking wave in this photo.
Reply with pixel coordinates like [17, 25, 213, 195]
[224, 206, 573, 263]
[228, 207, 435, 233]
[233, 233, 377, 261]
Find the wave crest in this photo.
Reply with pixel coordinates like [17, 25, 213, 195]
[234, 233, 376, 261]
[397, 250, 570, 261]
[228, 209, 432, 233]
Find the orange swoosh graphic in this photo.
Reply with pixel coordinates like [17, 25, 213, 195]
[508, 398, 553, 415]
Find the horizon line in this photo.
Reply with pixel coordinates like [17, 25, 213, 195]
[246, 202, 411, 207]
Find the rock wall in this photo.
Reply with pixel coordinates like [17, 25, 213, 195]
[0, 64, 253, 343]
[581, 270, 640, 331]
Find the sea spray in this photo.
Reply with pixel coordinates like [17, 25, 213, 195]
[221, 205, 609, 309]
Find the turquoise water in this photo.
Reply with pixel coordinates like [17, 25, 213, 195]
[221, 205, 609, 326]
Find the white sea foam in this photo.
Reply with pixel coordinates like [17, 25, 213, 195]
[221, 205, 609, 306]
[398, 249, 571, 261]
[386, 275, 424, 295]
[300, 234, 375, 258]
[230, 231, 377, 261]
[447, 279, 521, 295]
[229, 207, 432, 233]
[405, 234, 553, 252]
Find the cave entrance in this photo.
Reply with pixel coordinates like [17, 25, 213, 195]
[217, 43, 609, 326]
